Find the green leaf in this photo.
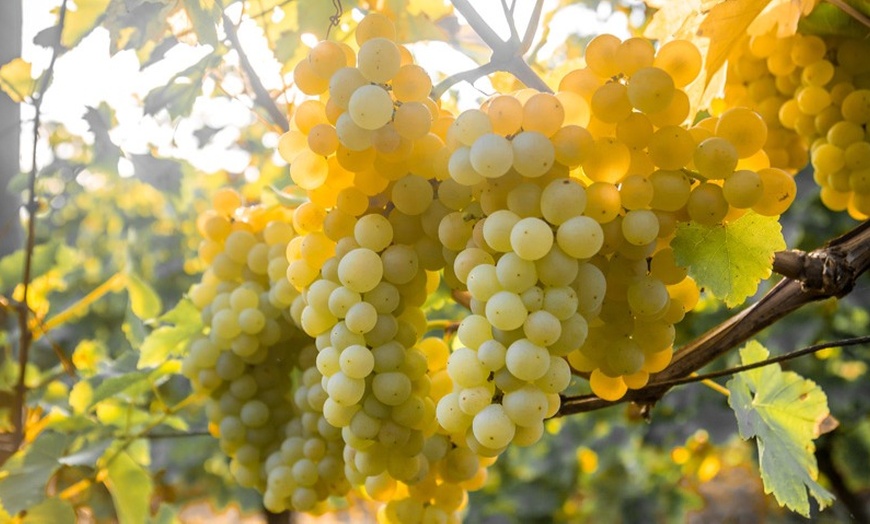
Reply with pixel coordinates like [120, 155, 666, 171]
[799, 1, 870, 38]
[104, 451, 153, 524]
[672, 212, 785, 307]
[0, 431, 73, 515]
[0, 240, 62, 292]
[21, 497, 76, 524]
[0, 58, 35, 103]
[726, 341, 835, 517]
[61, 0, 112, 48]
[89, 370, 151, 408]
[182, 0, 220, 47]
[58, 438, 113, 468]
[138, 298, 202, 368]
[127, 272, 162, 320]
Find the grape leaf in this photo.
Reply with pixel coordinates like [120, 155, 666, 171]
[726, 341, 834, 517]
[138, 298, 202, 368]
[0, 58, 34, 103]
[61, 0, 112, 49]
[126, 272, 162, 320]
[181, 0, 219, 47]
[672, 212, 784, 307]
[698, 0, 772, 84]
[0, 431, 73, 515]
[21, 497, 76, 524]
[0, 240, 62, 292]
[104, 451, 153, 524]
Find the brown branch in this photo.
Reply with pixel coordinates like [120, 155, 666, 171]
[10, 0, 69, 455]
[558, 220, 870, 416]
[222, 13, 289, 132]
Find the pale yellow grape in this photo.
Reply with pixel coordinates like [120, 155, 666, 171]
[502, 385, 549, 425]
[511, 131, 555, 178]
[509, 217, 553, 261]
[753, 168, 796, 216]
[522, 93, 565, 137]
[536, 244, 579, 287]
[392, 174, 433, 215]
[329, 67, 368, 109]
[556, 90, 591, 127]
[722, 169, 763, 208]
[649, 169, 691, 211]
[616, 112, 653, 147]
[294, 99, 328, 134]
[627, 67, 675, 113]
[393, 102, 432, 140]
[551, 125, 594, 167]
[308, 40, 347, 79]
[356, 12, 396, 45]
[582, 137, 631, 183]
[326, 371, 366, 406]
[541, 178, 587, 225]
[335, 113, 373, 151]
[391, 64, 432, 102]
[606, 338, 644, 376]
[687, 183, 728, 225]
[477, 339, 507, 372]
[486, 290, 528, 331]
[574, 262, 606, 315]
[451, 109, 493, 146]
[653, 40, 702, 87]
[495, 252, 537, 293]
[693, 137, 738, 179]
[447, 347, 487, 388]
[616, 37, 655, 76]
[349, 84, 394, 131]
[357, 38, 401, 83]
[344, 301, 378, 334]
[647, 88, 690, 127]
[845, 142, 870, 170]
[505, 338, 550, 381]
[470, 133, 513, 178]
[380, 245, 419, 285]
[715, 108, 767, 158]
[454, 248, 494, 284]
[648, 125, 695, 170]
[466, 264, 500, 301]
[458, 314, 493, 349]
[364, 282, 400, 314]
[542, 287, 579, 322]
[535, 355, 572, 393]
[371, 372, 412, 406]
[556, 216, 603, 259]
[583, 182, 621, 223]
[458, 386, 493, 416]
[338, 248, 383, 293]
[448, 147, 484, 186]
[585, 34, 621, 78]
[307, 123, 339, 157]
[472, 404, 515, 450]
[506, 182, 543, 218]
[618, 174, 653, 210]
[523, 310, 562, 347]
[591, 82, 632, 123]
[438, 211, 473, 251]
[480, 210, 517, 253]
[621, 209, 659, 246]
[328, 286, 361, 318]
[485, 94, 524, 135]
[293, 59, 328, 95]
[841, 90, 870, 124]
[627, 276, 669, 317]
[238, 308, 266, 334]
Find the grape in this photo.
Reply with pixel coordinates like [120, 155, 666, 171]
[522, 93, 565, 137]
[510, 217, 553, 261]
[470, 133, 514, 178]
[591, 82, 632, 123]
[687, 183, 728, 225]
[338, 248, 384, 293]
[621, 209, 659, 246]
[357, 38, 401, 83]
[653, 40, 702, 87]
[356, 12, 397, 45]
[391, 64, 432, 102]
[648, 125, 695, 170]
[627, 67, 675, 113]
[511, 131, 555, 178]
[585, 34, 621, 78]
[723, 169, 763, 208]
[505, 339, 550, 381]
[753, 168, 796, 216]
[715, 108, 767, 158]
[556, 216, 604, 259]
[486, 290, 528, 331]
[694, 137, 738, 179]
[349, 84, 394, 130]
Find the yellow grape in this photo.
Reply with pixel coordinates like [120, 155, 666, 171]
[391, 64, 432, 103]
[615, 37, 655, 76]
[522, 93, 565, 137]
[715, 108, 767, 158]
[653, 40, 702, 87]
[308, 40, 347, 79]
[585, 34, 621, 78]
[627, 67, 675, 114]
[752, 168, 796, 216]
[355, 12, 397, 45]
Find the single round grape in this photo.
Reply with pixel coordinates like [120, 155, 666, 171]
[693, 137, 738, 179]
[510, 217, 554, 261]
[357, 37, 401, 83]
[621, 209, 659, 246]
[511, 131, 555, 178]
[715, 108, 767, 158]
[653, 39, 702, 87]
[349, 84, 394, 130]
[486, 290, 528, 331]
[470, 133, 514, 178]
[723, 169, 763, 208]
[472, 404, 516, 450]
[338, 248, 384, 293]
[556, 216, 604, 259]
[627, 67, 675, 113]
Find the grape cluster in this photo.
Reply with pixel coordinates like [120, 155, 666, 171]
[723, 31, 870, 218]
[183, 190, 352, 512]
[186, 13, 805, 522]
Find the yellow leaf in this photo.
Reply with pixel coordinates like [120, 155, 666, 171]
[0, 58, 34, 103]
[62, 0, 112, 48]
[698, 0, 773, 84]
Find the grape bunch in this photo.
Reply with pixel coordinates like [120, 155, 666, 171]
[184, 12, 806, 522]
[722, 31, 870, 218]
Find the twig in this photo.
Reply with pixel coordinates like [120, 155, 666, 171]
[557, 220, 870, 416]
[499, 0, 519, 45]
[145, 429, 212, 439]
[520, 0, 545, 54]
[826, 0, 870, 29]
[432, 61, 501, 100]
[222, 13, 289, 132]
[451, 0, 506, 50]
[11, 0, 69, 454]
[559, 335, 870, 416]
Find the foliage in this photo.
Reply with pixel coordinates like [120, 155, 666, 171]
[0, 0, 868, 522]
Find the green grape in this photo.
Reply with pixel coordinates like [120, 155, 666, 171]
[621, 209, 659, 245]
[510, 217, 554, 261]
[486, 290, 528, 331]
[723, 169, 763, 208]
[693, 137, 738, 179]
[505, 339, 550, 381]
[686, 183, 728, 225]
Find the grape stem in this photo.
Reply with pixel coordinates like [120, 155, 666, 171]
[558, 220, 870, 416]
[432, 0, 551, 99]
[222, 12, 290, 132]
